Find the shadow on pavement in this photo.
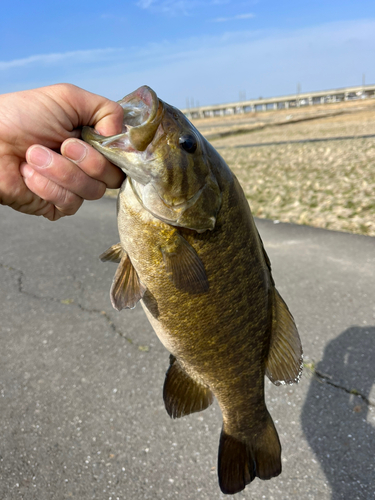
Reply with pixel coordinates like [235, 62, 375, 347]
[301, 326, 375, 499]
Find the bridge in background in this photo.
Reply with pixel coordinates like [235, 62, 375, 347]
[182, 84, 375, 119]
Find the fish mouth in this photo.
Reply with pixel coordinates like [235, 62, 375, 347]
[81, 86, 164, 181]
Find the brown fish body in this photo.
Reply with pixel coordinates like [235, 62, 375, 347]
[118, 159, 270, 413]
[82, 86, 302, 494]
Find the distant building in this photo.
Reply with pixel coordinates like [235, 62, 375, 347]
[182, 84, 375, 119]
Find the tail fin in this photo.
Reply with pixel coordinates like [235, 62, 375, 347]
[218, 414, 281, 494]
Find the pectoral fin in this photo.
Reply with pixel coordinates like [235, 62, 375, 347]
[100, 243, 123, 263]
[265, 289, 303, 385]
[161, 233, 209, 294]
[163, 355, 214, 418]
[110, 253, 146, 311]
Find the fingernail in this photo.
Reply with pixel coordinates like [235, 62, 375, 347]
[20, 163, 34, 179]
[28, 146, 52, 168]
[63, 140, 88, 162]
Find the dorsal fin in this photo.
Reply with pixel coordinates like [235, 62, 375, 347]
[163, 355, 214, 418]
[100, 243, 123, 263]
[256, 228, 275, 286]
[110, 253, 146, 311]
[265, 289, 303, 385]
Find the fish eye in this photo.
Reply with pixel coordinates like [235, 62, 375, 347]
[179, 134, 198, 154]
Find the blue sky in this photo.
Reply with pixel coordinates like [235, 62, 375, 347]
[1, 1, 375, 108]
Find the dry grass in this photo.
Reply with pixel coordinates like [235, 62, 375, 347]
[205, 99, 375, 236]
[217, 139, 375, 236]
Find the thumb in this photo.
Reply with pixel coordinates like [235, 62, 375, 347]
[48, 84, 124, 137]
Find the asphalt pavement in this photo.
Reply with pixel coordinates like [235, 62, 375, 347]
[0, 197, 374, 500]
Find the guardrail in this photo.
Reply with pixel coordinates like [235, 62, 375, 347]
[182, 84, 375, 119]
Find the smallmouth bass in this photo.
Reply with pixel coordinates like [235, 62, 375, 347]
[82, 86, 303, 495]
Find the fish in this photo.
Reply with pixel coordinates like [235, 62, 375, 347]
[81, 85, 303, 495]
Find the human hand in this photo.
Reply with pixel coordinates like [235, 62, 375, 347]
[0, 84, 125, 220]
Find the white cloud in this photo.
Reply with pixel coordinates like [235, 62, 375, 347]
[211, 12, 255, 22]
[135, 0, 205, 16]
[135, 0, 249, 16]
[0, 48, 121, 71]
[136, 0, 155, 8]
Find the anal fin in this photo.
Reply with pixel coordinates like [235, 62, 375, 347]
[265, 288, 303, 385]
[163, 355, 214, 418]
[110, 252, 146, 311]
[161, 232, 209, 294]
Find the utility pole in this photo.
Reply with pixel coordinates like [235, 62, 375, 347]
[362, 73, 366, 97]
[296, 83, 301, 107]
[239, 90, 246, 101]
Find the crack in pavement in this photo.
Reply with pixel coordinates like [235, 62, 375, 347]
[314, 369, 375, 407]
[5, 262, 373, 388]
[304, 362, 375, 407]
[0, 262, 135, 346]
